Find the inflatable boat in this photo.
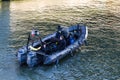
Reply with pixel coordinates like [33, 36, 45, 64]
[17, 24, 88, 67]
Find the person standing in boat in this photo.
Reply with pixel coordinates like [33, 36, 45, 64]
[74, 24, 81, 39]
[55, 25, 63, 39]
[30, 28, 43, 44]
[31, 29, 40, 41]
[27, 28, 43, 51]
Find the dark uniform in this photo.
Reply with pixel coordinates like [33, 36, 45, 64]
[41, 43, 49, 54]
[58, 36, 66, 50]
[55, 25, 63, 39]
[69, 33, 75, 45]
[74, 24, 81, 39]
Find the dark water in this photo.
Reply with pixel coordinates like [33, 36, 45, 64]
[0, 0, 120, 80]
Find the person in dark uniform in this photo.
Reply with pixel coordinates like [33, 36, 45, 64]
[55, 25, 63, 39]
[69, 33, 75, 45]
[41, 42, 49, 54]
[74, 24, 81, 39]
[58, 35, 66, 50]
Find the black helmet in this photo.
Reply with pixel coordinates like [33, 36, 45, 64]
[57, 25, 62, 31]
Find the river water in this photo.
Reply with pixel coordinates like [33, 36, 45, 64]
[0, 0, 120, 80]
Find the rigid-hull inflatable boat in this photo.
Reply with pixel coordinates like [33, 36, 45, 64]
[17, 24, 88, 67]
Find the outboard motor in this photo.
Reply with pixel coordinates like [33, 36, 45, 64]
[27, 51, 38, 67]
[17, 47, 27, 65]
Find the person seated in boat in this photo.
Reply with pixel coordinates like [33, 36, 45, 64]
[68, 33, 75, 45]
[56, 25, 69, 41]
[48, 25, 62, 42]
[58, 35, 66, 50]
[41, 42, 49, 54]
[47, 25, 67, 51]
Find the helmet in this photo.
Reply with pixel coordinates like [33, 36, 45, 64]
[57, 25, 62, 31]
[31, 30, 40, 37]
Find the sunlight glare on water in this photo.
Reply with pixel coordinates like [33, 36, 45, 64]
[10, 0, 109, 11]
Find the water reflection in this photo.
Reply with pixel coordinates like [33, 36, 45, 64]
[0, 1, 10, 49]
[0, 1, 18, 80]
